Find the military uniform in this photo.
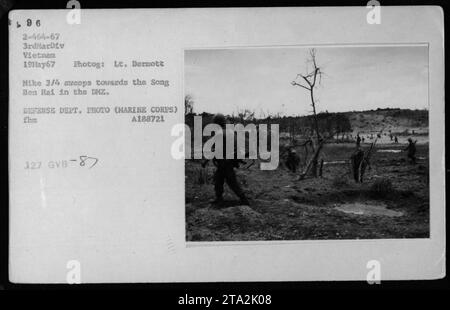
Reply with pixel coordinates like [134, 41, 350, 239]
[405, 138, 417, 164]
[285, 149, 300, 173]
[211, 114, 249, 205]
[356, 135, 361, 148]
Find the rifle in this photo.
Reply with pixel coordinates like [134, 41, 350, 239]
[200, 151, 251, 169]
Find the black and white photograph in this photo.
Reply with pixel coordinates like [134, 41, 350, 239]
[185, 45, 430, 241]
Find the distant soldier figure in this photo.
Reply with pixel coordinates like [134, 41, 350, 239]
[356, 134, 361, 148]
[285, 148, 300, 173]
[351, 149, 369, 183]
[361, 137, 365, 143]
[394, 136, 399, 144]
[404, 138, 417, 164]
[208, 113, 250, 206]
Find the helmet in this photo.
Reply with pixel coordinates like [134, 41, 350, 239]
[212, 113, 226, 127]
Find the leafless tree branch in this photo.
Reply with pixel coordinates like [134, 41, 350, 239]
[291, 48, 326, 178]
[291, 81, 311, 91]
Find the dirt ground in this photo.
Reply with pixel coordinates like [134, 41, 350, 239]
[185, 142, 429, 241]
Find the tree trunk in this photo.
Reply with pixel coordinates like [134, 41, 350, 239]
[299, 141, 324, 180]
[319, 159, 324, 177]
[310, 88, 320, 144]
[309, 88, 321, 177]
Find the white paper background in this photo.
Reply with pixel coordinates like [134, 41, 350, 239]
[9, 7, 445, 283]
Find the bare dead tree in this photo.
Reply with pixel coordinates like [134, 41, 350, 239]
[291, 48, 324, 178]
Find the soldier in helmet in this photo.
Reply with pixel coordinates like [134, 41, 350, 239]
[404, 137, 417, 164]
[285, 148, 300, 173]
[208, 113, 250, 206]
[356, 134, 361, 148]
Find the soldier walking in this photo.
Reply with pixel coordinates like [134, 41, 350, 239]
[208, 114, 250, 206]
[404, 138, 417, 164]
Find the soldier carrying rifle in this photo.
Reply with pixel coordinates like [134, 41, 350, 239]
[202, 114, 250, 206]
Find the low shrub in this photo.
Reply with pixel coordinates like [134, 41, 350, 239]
[370, 178, 395, 198]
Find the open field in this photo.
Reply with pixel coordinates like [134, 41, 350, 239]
[185, 141, 429, 241]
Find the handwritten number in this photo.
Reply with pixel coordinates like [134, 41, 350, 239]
[79, 156, 98, 169]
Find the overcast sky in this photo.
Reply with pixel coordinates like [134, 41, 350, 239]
[185, 45, 428, 117]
